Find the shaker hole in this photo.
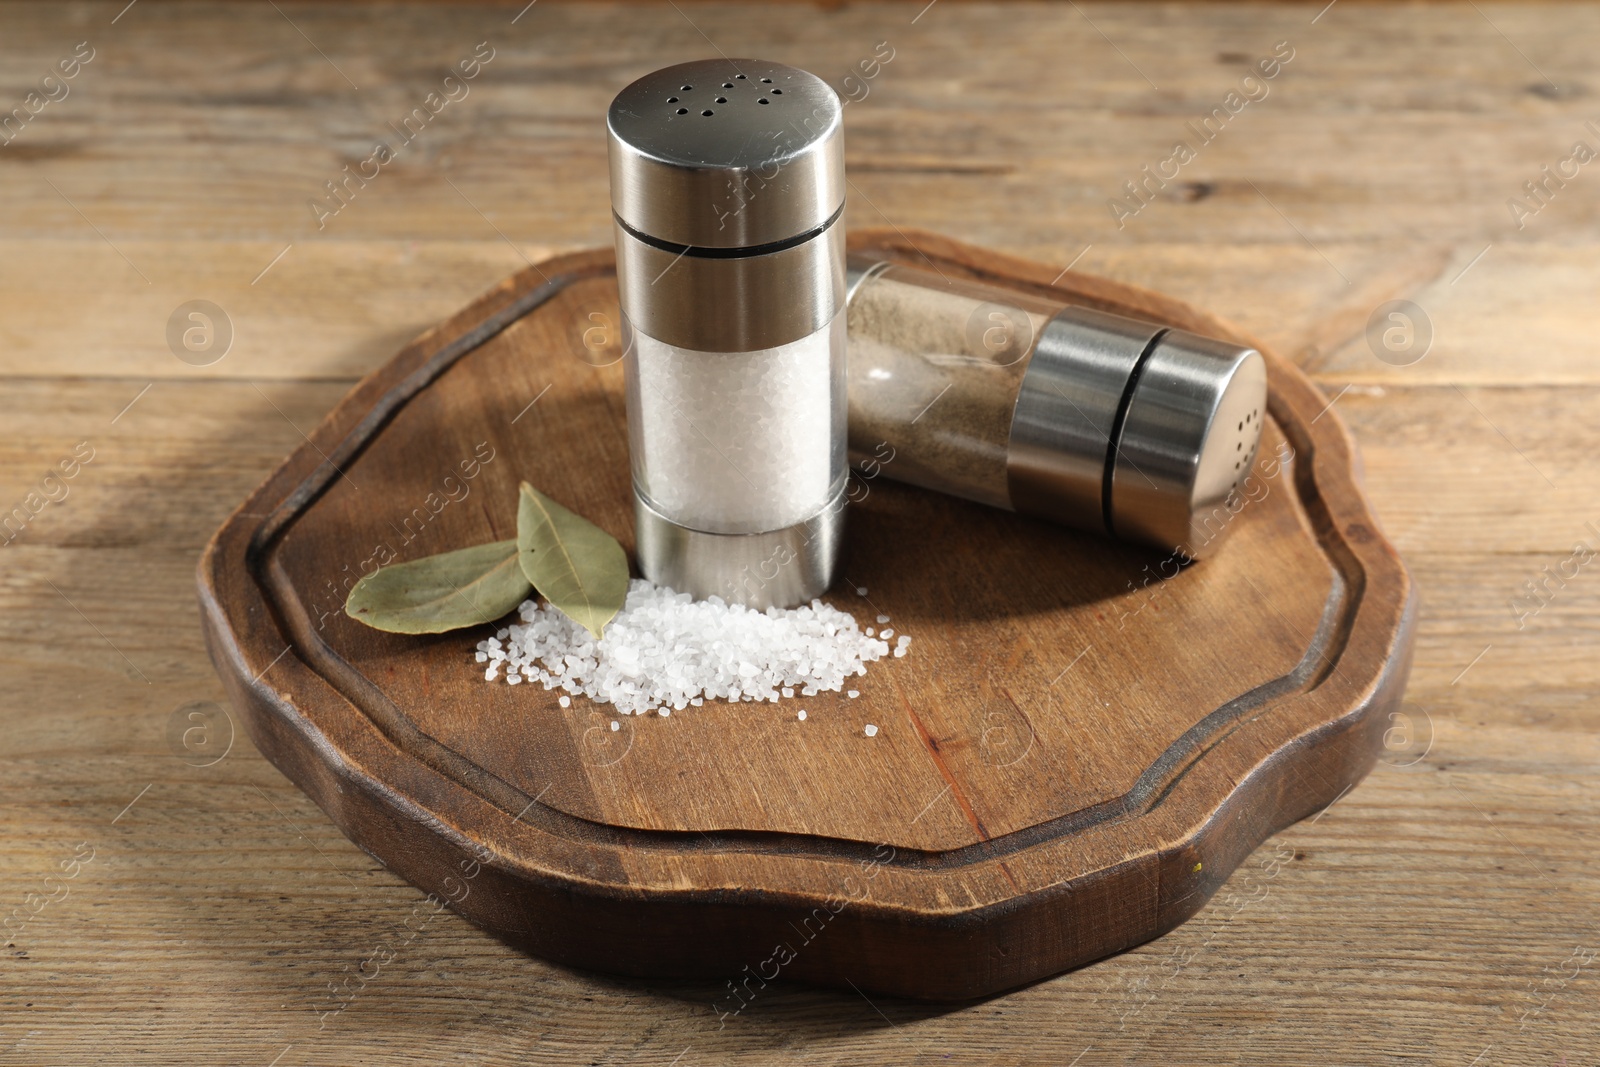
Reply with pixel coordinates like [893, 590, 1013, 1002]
[771, 88, 783, 94]
[676, 108, 687, 114]
[723, 82, 733, 88]
[760, 78, 772, 83]
[682, 84, 693, 90]
[758, 98, 769, 104]
[716, 96, 727, 103]
[736, 74, 747, 79]
[668, 96, 679, 103]
[702, 109, 714, 116]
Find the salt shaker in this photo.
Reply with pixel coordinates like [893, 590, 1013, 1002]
[845, 257, 1268, 558]
[608, 60, 847, 608]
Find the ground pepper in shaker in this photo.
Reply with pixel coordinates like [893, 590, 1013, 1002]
[845, 257, 1268, 558]
[608, 60, 847, 608]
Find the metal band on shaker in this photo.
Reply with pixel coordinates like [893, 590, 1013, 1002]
[613, 218, 844, 353]
[1006, 307, 1165, 534]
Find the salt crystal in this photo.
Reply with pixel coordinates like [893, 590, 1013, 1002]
[798, 710, 807, 720]
[881, 628, 894, 639]
[856, 586, 867, 596]
[847, 690, 859, 699]
[864, 724, 879, 737]
[876, 615, 890, 624]
[478, 579, 904, 716]
[609, 720, 620, 732]
[558, 695, 570, 708]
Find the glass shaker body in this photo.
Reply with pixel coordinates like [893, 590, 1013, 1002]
[846, 260, 1066, 509]
[624, 313, 847, 536]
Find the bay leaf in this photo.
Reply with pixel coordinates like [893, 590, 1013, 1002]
[516, 482, 628, 640]
[345, 538, 530, 634]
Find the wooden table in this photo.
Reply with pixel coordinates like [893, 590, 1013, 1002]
[1, 2, 1594, 1063]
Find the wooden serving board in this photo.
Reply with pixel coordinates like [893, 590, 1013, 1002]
[198, 229, 1415, 1001]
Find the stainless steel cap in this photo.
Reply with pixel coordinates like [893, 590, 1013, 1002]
[1110, 331, 1267, 558]
[607, 59, 844, 250]
[1006, 308, 1164, 536]
[1005, 309, 1267, 557]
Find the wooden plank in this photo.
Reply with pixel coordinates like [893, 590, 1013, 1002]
[2, 0, 1598, 1062]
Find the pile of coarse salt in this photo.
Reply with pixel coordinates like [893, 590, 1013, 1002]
[476, 579, 910, 716]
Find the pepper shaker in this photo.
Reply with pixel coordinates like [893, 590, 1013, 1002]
[608, 60, 847, 607]
[845, 257, 1268, 558]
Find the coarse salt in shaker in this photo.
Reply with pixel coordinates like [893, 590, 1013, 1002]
[845, 257, 1268, 559]
[608, 60, 847, 608]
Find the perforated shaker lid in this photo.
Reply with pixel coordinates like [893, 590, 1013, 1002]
[607, 59, 844, 250]
[1109, 332, 1268, 558]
